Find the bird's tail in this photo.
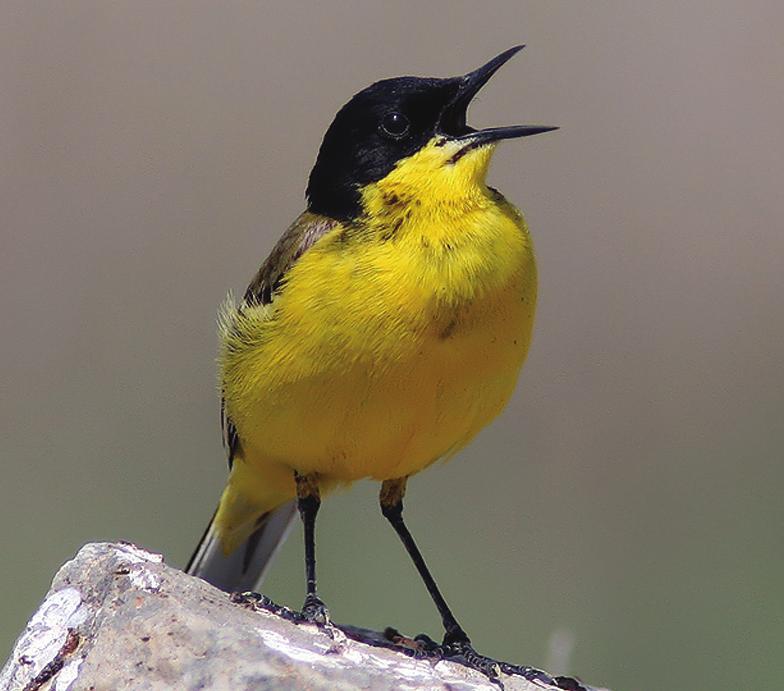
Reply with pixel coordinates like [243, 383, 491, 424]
[186, 461, 297, 593]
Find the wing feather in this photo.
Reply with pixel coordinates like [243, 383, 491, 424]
[244, 211, 340, 306]
[221, 211, 340, 467]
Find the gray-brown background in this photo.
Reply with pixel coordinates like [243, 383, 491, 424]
[2, 2, 782, 690]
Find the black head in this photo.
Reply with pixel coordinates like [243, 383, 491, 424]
[306, 76, 460, 220]
[306, 46, 557, 221]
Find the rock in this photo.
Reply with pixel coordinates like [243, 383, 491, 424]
[0, 543, 608, 691]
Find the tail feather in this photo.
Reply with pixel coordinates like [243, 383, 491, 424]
[186, 500, 297, 593]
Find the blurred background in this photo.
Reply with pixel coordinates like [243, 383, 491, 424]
[2, 2, 782, 689]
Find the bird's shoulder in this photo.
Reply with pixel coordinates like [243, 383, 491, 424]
[244, 210, 342, 306]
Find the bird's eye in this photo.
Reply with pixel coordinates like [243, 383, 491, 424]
[379, 112, 410, 139]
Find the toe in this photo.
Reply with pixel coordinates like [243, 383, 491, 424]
[301, 594, 330, 624]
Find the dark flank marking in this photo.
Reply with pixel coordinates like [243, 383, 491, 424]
[439, 319, 457, 339]
[382, 191, 415, 213]
[23, 629, 80, 691]
[380, 217, 404, 241]
[221, 399, 241, 469]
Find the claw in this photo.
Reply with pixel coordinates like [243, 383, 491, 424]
[301, 593, 330, 625]
[443, 638, 503, 684]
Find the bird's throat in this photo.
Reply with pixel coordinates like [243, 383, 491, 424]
[359, 138, 497, 239]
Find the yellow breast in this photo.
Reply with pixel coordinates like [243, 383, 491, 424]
[221, 178, 536, 486]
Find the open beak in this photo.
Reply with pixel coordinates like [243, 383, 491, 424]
[438, 45, 558, 161]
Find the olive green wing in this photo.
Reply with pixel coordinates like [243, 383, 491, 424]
[222, 211, 341, 466]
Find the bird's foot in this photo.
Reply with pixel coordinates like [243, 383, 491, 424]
[230, 591, 273, 609]
[298, 594, 347, 649]
[230, 591, 303, 623]
[438, 628, 556, 689]
[232, 591, 334, 631]
[300, 593, 331, 625]
[441, 631, 503, 685]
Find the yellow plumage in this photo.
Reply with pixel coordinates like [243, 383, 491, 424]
[215, 139, 536, 552]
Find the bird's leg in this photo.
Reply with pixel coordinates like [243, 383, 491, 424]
[380, 478, 500, 680]
[379, 478, 468, 644]
[295, 471, 329, 624]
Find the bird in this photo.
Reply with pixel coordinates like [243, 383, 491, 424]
[186, 44, 556, 667]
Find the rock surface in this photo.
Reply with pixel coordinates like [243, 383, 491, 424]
[1, 543, 607, 690]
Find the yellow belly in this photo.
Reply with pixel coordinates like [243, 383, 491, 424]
[221, 201, 536, 494]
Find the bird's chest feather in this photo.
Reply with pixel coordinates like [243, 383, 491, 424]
[284, 201, 534, 359]
[227, 204, 537, 479]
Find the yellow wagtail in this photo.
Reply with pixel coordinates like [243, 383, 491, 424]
[187, 45, 556, 667]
